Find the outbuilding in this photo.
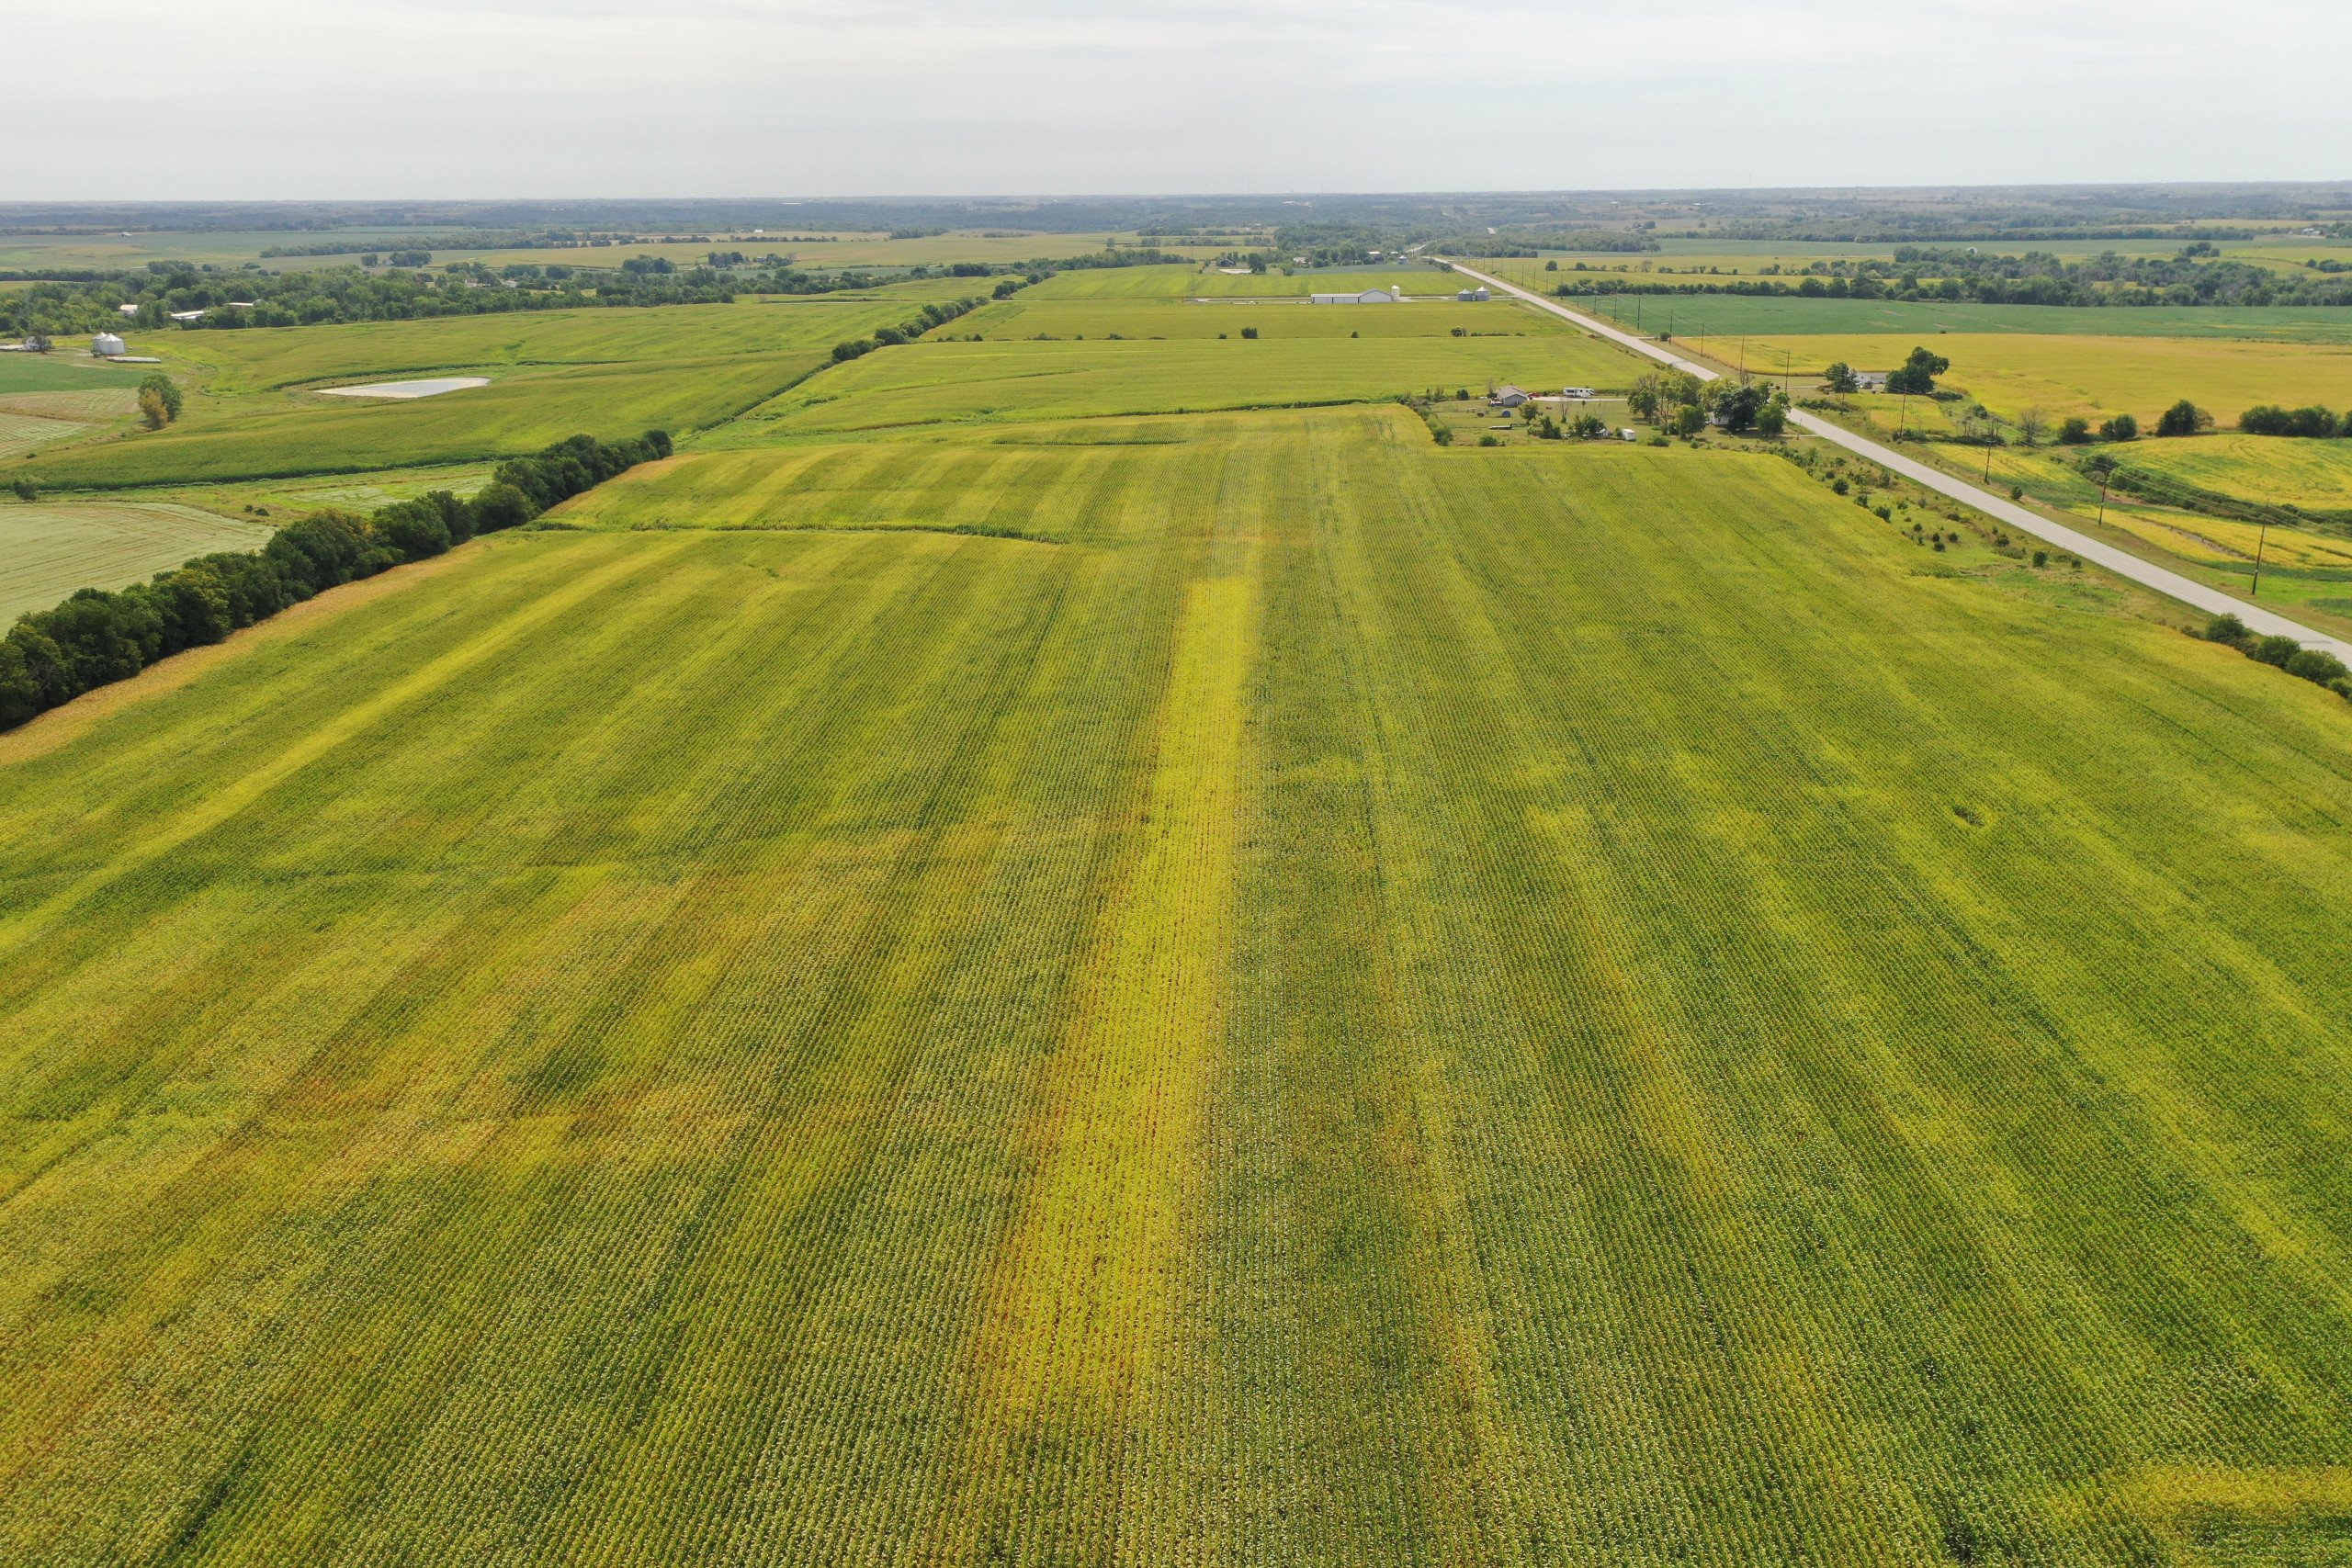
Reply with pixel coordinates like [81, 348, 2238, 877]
[1309, 288, 1400, 304]
[1455, 287, 1491, 302]
[1852, 370, 1889, 391]
[92, 333, 128, 357]
[1489, 385, 1532, 409]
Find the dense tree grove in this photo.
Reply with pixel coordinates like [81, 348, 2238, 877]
[2239, 404, 2349, 438]
[0, 431, 669, 731]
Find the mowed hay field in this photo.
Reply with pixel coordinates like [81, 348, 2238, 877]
[1740, 333, 2352, 422]
[6, 407, 2352, 1562]
[0, 502, 275, 619]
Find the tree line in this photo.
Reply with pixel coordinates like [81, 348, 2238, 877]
[829, 293, 995, 364]
[0, 431, 670, 731]
[1556, 251, 2352, 309]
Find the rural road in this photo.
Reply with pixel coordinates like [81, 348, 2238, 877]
[1442, 261, 2352, 661]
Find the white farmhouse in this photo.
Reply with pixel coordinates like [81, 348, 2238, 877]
[1488, 385, 1532, 409]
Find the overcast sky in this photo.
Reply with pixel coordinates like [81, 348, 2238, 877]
[11, 0, 2347, 199]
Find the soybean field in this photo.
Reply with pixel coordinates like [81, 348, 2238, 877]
[4, 399, 2352, 1565]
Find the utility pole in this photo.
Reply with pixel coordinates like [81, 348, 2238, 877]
[2252, 498, 2272, 598]
[2097, 469, 2110, 525]
[1983, 439, 1995, 484]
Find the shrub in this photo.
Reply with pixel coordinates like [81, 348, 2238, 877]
[8, 477, 34, 502]
[1240, 326, 1259, 340]
[2098, 413, 2139, 443]
[2032, 549, 2049, 568]
[2285, 648, 2351, 687]
[2251, 635, 2301, 669]
[2205, 613, 2253, 647]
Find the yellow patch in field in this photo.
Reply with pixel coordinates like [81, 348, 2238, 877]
[972, 563, 1255, 1425]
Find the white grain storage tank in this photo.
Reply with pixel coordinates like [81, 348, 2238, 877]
[93, 333, 128, 357]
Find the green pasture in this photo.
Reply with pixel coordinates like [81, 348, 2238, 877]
[720, 335, 1637, 438]
[5, 407, 2352, 1562]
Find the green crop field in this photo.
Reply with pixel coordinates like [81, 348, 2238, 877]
[5, 404, 2352, 1563]
[1, 288, 992, 490]
[0, 356, 154, 395]
[13, 355, 797, 488]
[162, 299, 915, 392]
[0, 501, 274, 619]
[716, 335, 1635, 438]
[959, 297, 1571, 340]
[1023, 265, 1453, 300]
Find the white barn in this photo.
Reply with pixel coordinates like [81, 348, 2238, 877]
[1310, 288, 1399, 304]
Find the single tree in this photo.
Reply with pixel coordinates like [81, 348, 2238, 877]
[2016, 406, 2048, 446]
[1884, 345, 1951, 396]
[1821, 361, 1860, 395]
[2154, 399, 2211, 438]
[136, 386, 170, 430]
[2098, 413, 2139, 443]
[138, 374, 182, 423]
[2056, 416, 2093, 446]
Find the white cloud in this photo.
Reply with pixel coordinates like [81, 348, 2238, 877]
[8, 0, 2345, 197]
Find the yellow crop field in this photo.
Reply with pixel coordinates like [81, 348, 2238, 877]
[2104, 432, 2352, 512]
[1756, 333, 2352, 421]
